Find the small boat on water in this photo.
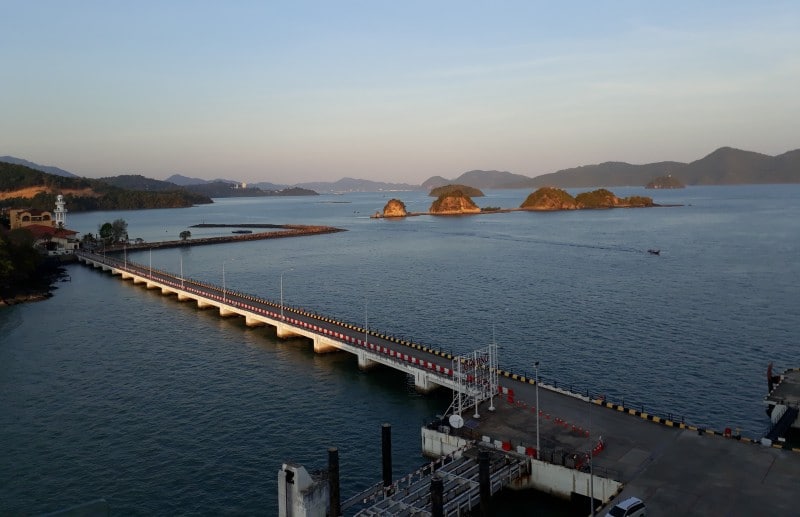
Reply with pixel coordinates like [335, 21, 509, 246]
[232, 230, 253, 234]
[647, 249, 660, 255]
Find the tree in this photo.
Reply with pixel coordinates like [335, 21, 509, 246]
[0, 228, 41, 291]
[98, 222, 114, 245]
[98, 219, 129, 244]
[179, 230, 192, 241]
[111, 219, 128, 243]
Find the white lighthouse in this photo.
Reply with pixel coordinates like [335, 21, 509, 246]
[54, 194, 67, 228]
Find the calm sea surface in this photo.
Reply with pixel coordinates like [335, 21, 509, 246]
[1, 185, 798, 514]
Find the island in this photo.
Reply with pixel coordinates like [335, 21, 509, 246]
[379, 199, 408, 218]
[429, 189, 481, 215]
[520, 187, 654, 210]
[428, 184, 485, 198]
[645, 174, 685, 189]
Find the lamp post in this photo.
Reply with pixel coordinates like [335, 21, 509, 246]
[222, 260, 227, 302]
[588, 392, 594, 516]
[149, 248, 152, 279]
[179, 254, 184, 289]
[535, 361, 540, 459]
[280, 268, 293, 320]
[364, 294, 369, 347]
[124, 243, 127, 269]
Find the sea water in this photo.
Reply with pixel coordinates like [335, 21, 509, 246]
[1, 185, 798, 514]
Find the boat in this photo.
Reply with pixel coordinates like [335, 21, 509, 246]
[647, 249, 660, 255]
[232, 230, 253, 234]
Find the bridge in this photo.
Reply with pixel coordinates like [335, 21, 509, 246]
[76, 251, 481, 396]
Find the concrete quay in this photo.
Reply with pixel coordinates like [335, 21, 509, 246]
[436, 375, 800, 516]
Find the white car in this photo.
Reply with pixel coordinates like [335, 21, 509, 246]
[605, 496, 646, 517]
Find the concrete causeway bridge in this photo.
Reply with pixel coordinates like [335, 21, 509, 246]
[76, 250, 800, 516]
[75, 251, 467, 394]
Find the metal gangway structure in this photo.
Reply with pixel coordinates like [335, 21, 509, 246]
[345, 443, 528, 516]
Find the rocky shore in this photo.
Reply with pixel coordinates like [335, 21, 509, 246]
[0, 257, 73, 306]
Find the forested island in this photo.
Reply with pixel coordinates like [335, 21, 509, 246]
[520, 187, 654, 210]
[375, 186, 658, 218]
[428, 184, 485, 197]
[646, 175, 685, 189]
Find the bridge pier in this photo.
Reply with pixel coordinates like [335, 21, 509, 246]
[145, 281, 159, 289]
[121, 272, 133, 281]
[313, 336, 340, 354]
[245, 316, 265, 327]
[161, 287, 173, 296]
[196, 299, 214, 309]
[133, 277, 145, 285]
[277, 324, 301, 339]
[219, 307, 238, 317]
[357, 351, 378, 370]
[177, 293, 192, 302]
[413, 370, 438, 393]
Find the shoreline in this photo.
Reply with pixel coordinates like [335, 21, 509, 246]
[0, 256, 74, 306]
[3, 224, 345, 306]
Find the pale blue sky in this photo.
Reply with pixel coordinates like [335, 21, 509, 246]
[2, 1, 798, 184]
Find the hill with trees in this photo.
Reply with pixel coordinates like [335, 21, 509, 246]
[646, 175, 685, 189]
[429, 190, 481, 214]
[99, 174, 183, 191]
[181, 182, 317, 197]
[428, 184, 485, 197]
[0, 162, 211, 212]
[520, 187, 654, 210]
[423, 170, 536, 190]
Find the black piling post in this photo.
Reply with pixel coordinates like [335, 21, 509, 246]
[479, 450, 491, 516]
[328, 447, 341, 517]
[382, 423, 392, 488]
[431, 474, 444, 517]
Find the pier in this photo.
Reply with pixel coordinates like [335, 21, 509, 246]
[75, 251, 800, 516]
[75, 250, 462, 393]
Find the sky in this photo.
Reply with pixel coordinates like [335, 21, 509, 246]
[2, 1, 799, 185]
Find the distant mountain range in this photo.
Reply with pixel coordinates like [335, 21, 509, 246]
[3, 146, 798, 193]
[294, 177, 420, 193]
[0, 156, 79, 178]
[422, 147, 799, 189]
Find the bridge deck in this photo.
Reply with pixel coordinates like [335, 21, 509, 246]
[76, 252, 461, 392]
[448, 376, 800, 516]
[766, 368, 800, 409]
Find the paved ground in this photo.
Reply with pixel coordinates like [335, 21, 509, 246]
[452, 375, 800, 516]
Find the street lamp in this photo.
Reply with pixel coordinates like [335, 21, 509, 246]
[535, 361, 540, 459]
[179, 253, 184, 289]
[280, 268, 294, 320]
[222, 260, 228, 302]
[589, 392, 594, 516]
[149, 248, 152, 278]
